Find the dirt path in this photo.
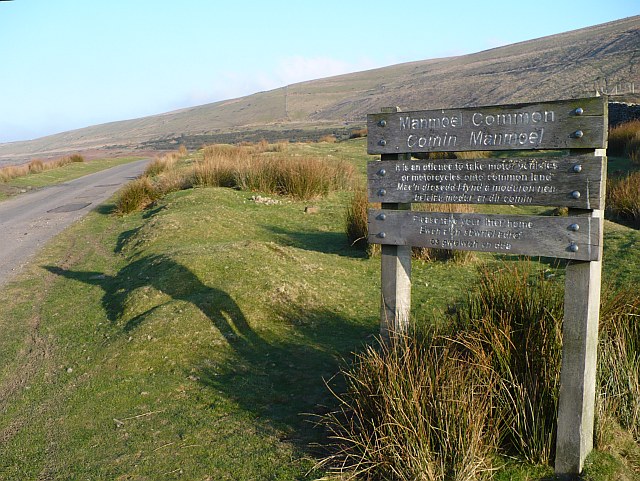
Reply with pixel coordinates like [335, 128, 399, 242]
[0, 159, 149, 288]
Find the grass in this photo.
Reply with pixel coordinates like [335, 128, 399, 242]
[0, 154, 85, 183]
[316, 328, 497, 481]
[608, 120, 640, 163]
[606, 171, 640, 228]
[318, 261, 640, 480]
[116, 142, 355, 214]
[0, 137, 639, 479]
[0, 156, 145, 201]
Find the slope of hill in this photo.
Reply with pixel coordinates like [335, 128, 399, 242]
[1, 15, 638, 164]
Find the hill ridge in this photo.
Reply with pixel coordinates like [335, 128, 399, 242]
[1, 15, 638, 165]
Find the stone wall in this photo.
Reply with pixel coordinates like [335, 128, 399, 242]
[609, 102, 640, 127]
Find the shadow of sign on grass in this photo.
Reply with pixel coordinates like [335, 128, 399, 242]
[44, 255, 373, 450]
[264, 225, 368, 259]
[45, 255, 264, 350]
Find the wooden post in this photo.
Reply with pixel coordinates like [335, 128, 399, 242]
[378, 107, 412, 343]
[555, 147, 607, 475]
[380, 202, 411, 342]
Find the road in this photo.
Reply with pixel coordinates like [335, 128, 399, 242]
[0, 159, 149, 288]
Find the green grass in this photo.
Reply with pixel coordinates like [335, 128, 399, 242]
[0, 138, 638, 479]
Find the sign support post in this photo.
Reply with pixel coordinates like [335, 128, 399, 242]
[555, 146, 607, 475]
[379, 107, 412, 343]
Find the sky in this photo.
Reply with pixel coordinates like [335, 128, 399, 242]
[0, 1, 638, 143]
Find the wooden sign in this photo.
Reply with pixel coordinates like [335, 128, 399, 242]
[368, 97, 607, 154]
[367, 155, 605, 208]
[368, 209, 601, 261]
[367, 97, 607, 476]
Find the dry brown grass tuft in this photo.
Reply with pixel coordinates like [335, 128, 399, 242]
[198, 143, 351, 199]
[0, 153, 85, 183]
[319, 134, 337, 143]
[316, 328, 497, 480]
[115, 177, 160, 214]
[609, 119, 640, 163]
[606, 171, 640, 228]
[349, 128, 368, 139]
[28, 159, 45, 174]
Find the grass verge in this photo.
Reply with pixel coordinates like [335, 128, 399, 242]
[0, 138, 639, 479]
[0, 156, 145, 201]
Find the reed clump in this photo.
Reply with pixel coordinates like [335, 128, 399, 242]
[117, 142, 352, 214]
[608, 119, 640, 163]
[606, 171, 640, 228]
[0, 154, 85, 183]
[596, 286, 640, 444]
[318, 262, 640, 478]
[115, 177, 160, 214]
[117, 151, 191, 214]
[196, 143, 353, 200]
[316, 327, 497, 481]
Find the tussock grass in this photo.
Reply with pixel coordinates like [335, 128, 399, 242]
[118, 152, 193, 213]
[345, 184, 370, 248]
[319, 261, 640, 477]
[319, 134, 337, 143]
[28, 159, 45, 173]
[597, 286, 640, 444]
[349, 128, 368, 139]
[457, 262, 563, 464]
[117, 142, 353, 214]
[0, 164, 24, 182]
[606, 171, 640, 228]
[0, 153, 85, 182]
[115, 177, 160, 214]
[608, 119, 640, 163]
[316, 328, 497, 481]
[195, 143, 353, 199]
[144, 153, 178, 177]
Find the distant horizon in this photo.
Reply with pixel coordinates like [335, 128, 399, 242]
[1, 1, 638, 143]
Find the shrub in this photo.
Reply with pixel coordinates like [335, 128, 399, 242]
[606, 171, 640, 228]
[68, 154, 85, 163]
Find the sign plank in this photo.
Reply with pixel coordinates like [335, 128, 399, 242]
[367, 155, 605, 208]
[368, 97, 607, 154]
[368, 209, 601, 261]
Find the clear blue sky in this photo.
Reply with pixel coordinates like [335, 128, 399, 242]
[1, 0, 637, 143]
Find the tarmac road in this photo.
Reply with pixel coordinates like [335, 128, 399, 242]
[0, 159, 149, 288]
